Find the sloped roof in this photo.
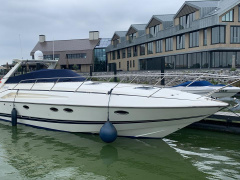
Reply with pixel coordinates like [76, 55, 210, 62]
[112, 31, 127, 41]
[174, 0, 239, 19]
[31, 39, 100, 54]
[154, 14, 175, 22]
[126, 24, 146, 35]
[187, 1, 219, 8]
[146, 14, 174, 29]
[115, 31, 127, 37]
[131, 24, 146, 31]
[95, 38, 111, 48]
[174, 0, 220, 18]
[209, 0, 240, 16]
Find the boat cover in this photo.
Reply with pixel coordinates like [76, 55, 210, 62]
[174, 80, 227, 87]
[6, 69, 86, 84]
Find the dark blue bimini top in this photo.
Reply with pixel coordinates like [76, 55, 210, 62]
[174, 81, 213, 87]
[174, 80, 226, 87]
[6, 69, 86, 84]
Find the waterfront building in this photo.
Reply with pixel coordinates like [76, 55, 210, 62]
[106, 0, 240, 71]
[30, 31, 111, 72]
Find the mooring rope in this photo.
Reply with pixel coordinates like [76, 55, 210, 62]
[13, 89, 19, 108]
[107, 88, 113, 121]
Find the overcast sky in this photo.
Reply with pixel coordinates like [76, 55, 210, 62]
[0, 0, 194, 65]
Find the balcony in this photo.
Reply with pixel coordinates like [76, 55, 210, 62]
[105, 14, 219, 53]
[146, 34, 154, 39]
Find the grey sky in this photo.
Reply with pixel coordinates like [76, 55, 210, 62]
[0, 0, 191, 65]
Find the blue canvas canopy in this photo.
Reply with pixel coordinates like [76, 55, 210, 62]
[174, 81, 213, 87]
[174, 80, 226, 87]
[6, 69, 86, 84]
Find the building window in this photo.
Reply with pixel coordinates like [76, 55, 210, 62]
[211, 51, 237, 68]
[176, 54, 188, 69]
[130, 60, 132, 68]
[117, 50, 120, 59]
[113, 39, 119, 47]
[119, 62, 121, 69]
[44, 54, 60, 60]
[239, 6, 240, 22]
[165, 37, 173, 52]
[133, 46, 138, 57]
[133, 60, 135, 67]
[112, 51, 116, 60]
[176, 34, 185, 50]
[231, 26, 240, 43]
[127, 47, 131, 58]
[189, 31, 199, 48]
[147, 42, 153, 54]
[94, 48, 107, 72]
[149, 25, 160, 37]
[140, 44, 145, 56]
[122, 49, 126, 59]
[165, 56, 175, 69]
[66, 53, 86, 59]
[188, 53, 201, 68]
[179, 12, 195, 29]
[156, 40, 162, 53]
[129, 33, 136, 42]
[201, 52, 210, 68]
[203, 29, 207, 46]
[211, 26, 225, 44]
[222, 10, 234, 22]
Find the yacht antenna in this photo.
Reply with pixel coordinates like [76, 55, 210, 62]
[53, 36, 54, 60]
[19, 34, 23, 59]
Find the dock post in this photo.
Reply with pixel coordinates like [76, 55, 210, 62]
[161, 57, 165, 85]
[90, 65, 93, 77]
[113, 63, 117, 82]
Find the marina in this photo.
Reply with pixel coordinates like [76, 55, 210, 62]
[0, 0, 240, 179]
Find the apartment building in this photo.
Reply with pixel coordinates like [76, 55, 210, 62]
[106, 0, 240, 71]
[30, 31, 111, 72]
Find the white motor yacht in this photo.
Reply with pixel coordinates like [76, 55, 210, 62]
[0, 60, 228, 140]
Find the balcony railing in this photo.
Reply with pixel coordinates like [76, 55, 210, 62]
[106, 15, 219, 52]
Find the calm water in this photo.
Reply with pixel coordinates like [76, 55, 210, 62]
[0, 121, 239, 180]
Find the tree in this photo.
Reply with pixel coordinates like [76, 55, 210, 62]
[72, 64, 79, 70]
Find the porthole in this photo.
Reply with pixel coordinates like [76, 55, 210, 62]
[50, 107, 58, 112]
[63, 108, 73, 113]
[23, 105, 29, 110]
[114, 110, 129, 115]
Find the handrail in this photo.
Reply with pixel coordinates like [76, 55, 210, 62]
[49, 78, 60, 91]
[5, 73, 240, 98]
[30, 79, 38, 90]
[74, 77, 90, 92]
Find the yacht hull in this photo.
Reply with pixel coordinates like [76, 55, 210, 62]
[0, 91, 224, 138]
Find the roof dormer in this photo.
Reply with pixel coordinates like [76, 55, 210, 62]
[111, 31, 126, 47]
[174, 3, 200, 30]
[146, 15, 174, 37]
[126, 24, 146, 42]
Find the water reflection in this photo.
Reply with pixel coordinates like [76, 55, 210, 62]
[100, 145, 118, 166]
[0, 121, 206, 180]
[165, 128, 240, 180]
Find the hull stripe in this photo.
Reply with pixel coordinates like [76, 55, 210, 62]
[0, 113, 209, 125]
